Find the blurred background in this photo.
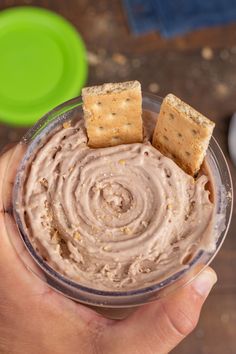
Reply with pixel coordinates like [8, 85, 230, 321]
[0, 1, 235, 353]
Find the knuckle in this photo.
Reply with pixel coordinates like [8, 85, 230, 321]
[175, 309, 198, 336]
[162, 302, 199, 338]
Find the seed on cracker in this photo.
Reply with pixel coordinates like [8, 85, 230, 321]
[82, 81, 143, 148]
[152, 94, 215, 176]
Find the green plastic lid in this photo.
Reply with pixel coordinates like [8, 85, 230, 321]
[0, 7, 87, 126]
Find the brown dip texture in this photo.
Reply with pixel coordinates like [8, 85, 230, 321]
[16, 116, 216, 290]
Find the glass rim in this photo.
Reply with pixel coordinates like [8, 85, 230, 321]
[12, 92, 234, 299]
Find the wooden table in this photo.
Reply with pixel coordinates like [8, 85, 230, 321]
[0, 1, 235, 353]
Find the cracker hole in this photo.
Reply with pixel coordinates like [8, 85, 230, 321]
[185, 151, 191, 156]
[178, 132, 182, 137]
[169, 113, 175, 120]
[97, 101, 102, 105]
[163, 135, 169, 141]
[164, 168, 171, 178]
[144, 151, 149, 156]
[112, 112, 116, 116]
[111, 136, 122, 145]
[164, 128, 167, 132]
[192, 129, 198, 135]
[126, 98, 130, 102]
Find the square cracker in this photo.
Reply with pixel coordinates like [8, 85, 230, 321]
[82, 81, 143, 148]
[152, 94, 215, 176]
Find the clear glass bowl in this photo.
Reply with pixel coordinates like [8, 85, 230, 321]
[7, 93, 233, 315]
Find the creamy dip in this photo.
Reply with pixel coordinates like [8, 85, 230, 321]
[17, 118, 215, 290]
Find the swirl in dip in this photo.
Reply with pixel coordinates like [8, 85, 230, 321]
[16, 117, 215, 291]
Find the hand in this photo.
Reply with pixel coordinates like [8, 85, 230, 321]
[0, 145, 217, 354]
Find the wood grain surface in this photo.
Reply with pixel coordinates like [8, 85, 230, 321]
[0, 1, 235, 353]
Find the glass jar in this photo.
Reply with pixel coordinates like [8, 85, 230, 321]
[6, 93, 233, 318]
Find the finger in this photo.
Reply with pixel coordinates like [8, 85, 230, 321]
[0, 145, 72, 296]
[0, 144, 30, 260]
[1, 211, 46, 279]
[0, 145, 51, 296]
[103, 267, 217, 354]
[0, 146, 44, 286]
[0, 144, 44, 274]
[0, 143, 17, 157]
[1, 211, 112, 326]
[0, 145, 26, 256]
[0, 146, 14, 212]
[0, 144, 26, 212]
[0, 146, 111, 326]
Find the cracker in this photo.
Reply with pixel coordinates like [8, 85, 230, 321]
[82, 81, 143, 148]
[152, 94, 215, 176]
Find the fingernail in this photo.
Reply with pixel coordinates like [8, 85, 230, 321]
[192, 269, 217, 298]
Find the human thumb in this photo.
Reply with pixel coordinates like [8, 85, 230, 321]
[103, 267, 217, 354]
